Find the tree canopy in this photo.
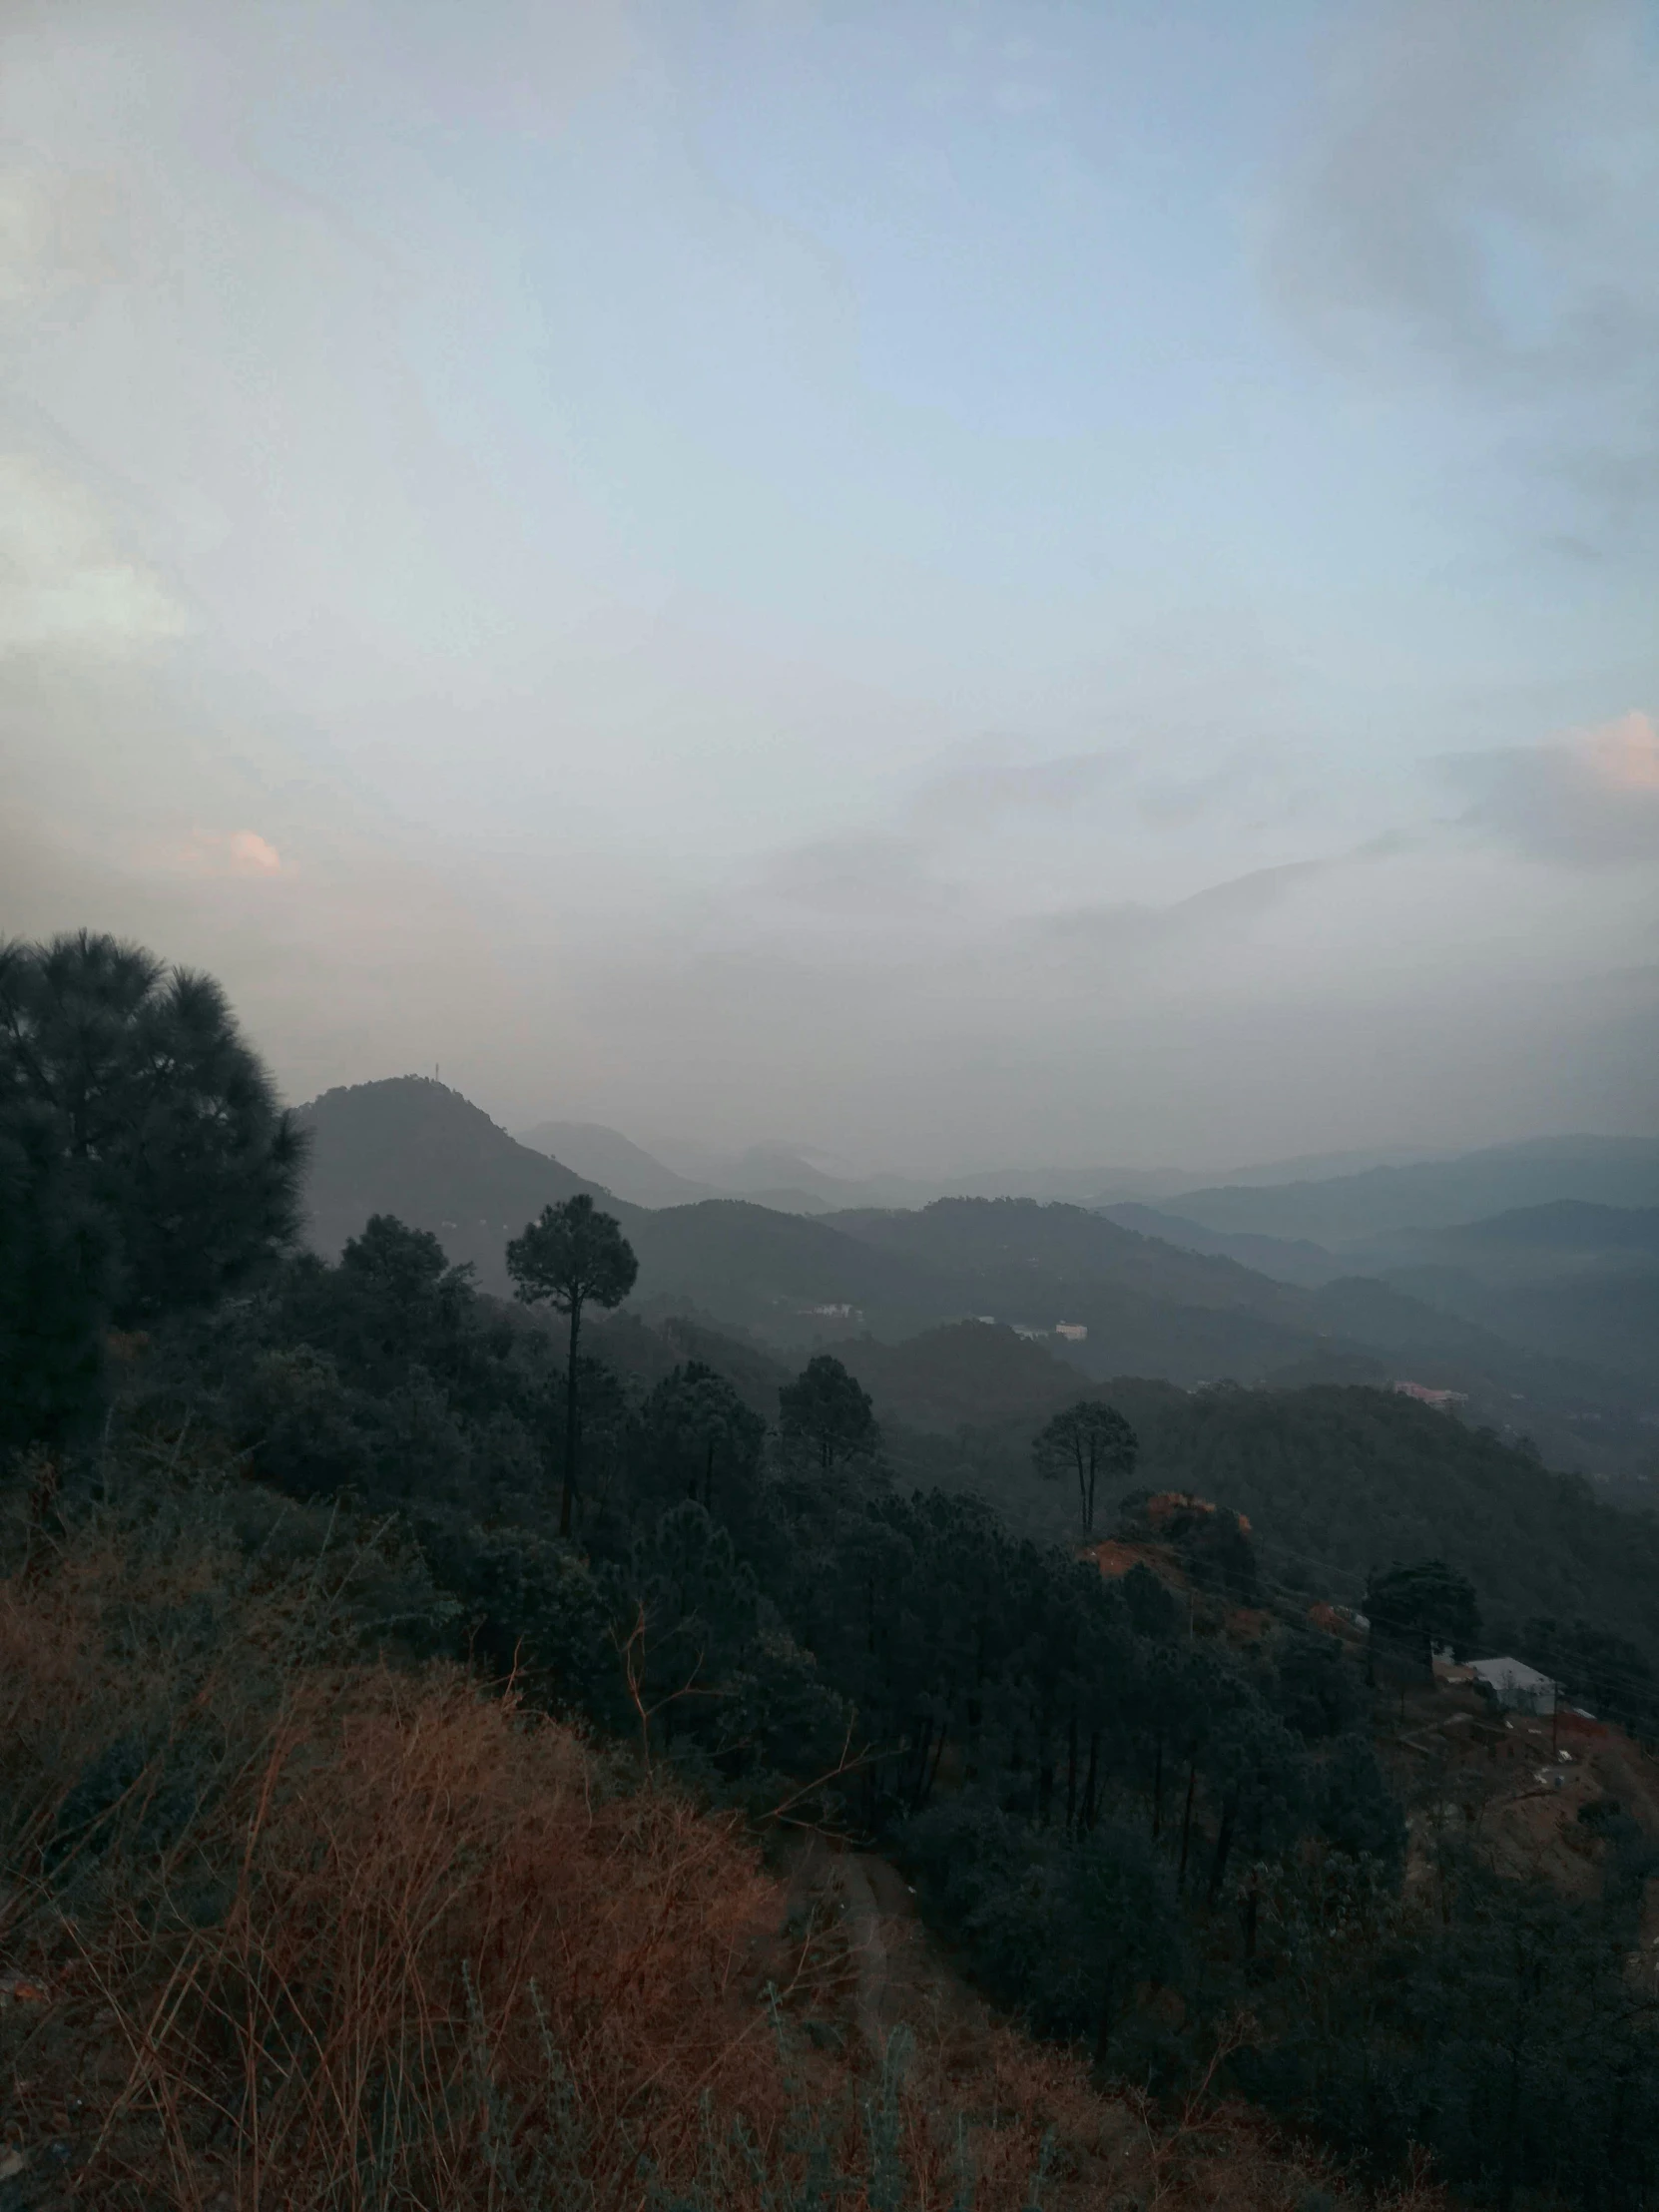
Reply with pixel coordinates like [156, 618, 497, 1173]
[0, 930, 305, 1443]
[639, 1360, 765, 1516]
[1033, 1398, 1138, 1536]
[507, 1194, 638, 1533]
[1366, 1558, 1480, 1675]
[777, 1353, 878, 1472]
[11, 936, 1659, 2207]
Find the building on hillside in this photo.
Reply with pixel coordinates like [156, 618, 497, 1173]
[1467, 1656, 1561, 1716]
[1391, 1380, 1468, 1408]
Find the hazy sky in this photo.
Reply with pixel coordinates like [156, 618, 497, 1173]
[3, 0, 1656, 1171]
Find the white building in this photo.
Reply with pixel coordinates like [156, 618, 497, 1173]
[1467, 1656, 1560, 1716]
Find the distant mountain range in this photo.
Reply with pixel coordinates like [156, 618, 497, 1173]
[1159, 1135, 1659, 1245]
[515, 1117, 1474, 1216]
[1102, 1187, 1659, 1396]
[517, 1120, 716, 1208]
[295, 1079, 1658, 1485]
[1100, 1204, 1344, 1289]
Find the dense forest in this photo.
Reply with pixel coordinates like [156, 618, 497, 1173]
[4, 933, 1659, 2208]
[295, 1074, 1659, 1498]
[835, 1326, 1659, 1684]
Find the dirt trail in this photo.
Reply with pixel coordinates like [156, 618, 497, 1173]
[785, 1840, 925, 2054]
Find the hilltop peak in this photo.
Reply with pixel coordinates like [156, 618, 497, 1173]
[296, 1076, 636, 1290]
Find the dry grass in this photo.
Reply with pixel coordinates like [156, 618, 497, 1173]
[0, 1483, 1445, 2211]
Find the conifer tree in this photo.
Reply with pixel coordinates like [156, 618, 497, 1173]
[507, 1195, 637, 1535]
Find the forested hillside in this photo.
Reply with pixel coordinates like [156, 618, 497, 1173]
[293, 1083, 1658, 1496]
[1104, 1382, 1659, 1669]
[823, 1324, 1659, 1670]
[298, 1077, 638, 1281]
[7, 936, 1659, 2207]
[1368, 1205, 1659, 1393]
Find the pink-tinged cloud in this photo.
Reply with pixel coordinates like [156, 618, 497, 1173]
[227, 830, 281, 874]
[142, 830, 287, 880]
[1442, 708, 1659, 864]
[1582, 711, 1659, 795]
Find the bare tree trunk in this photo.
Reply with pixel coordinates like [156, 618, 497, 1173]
[1207, 1793, 1238, 1905]
[1178, 1758, 1198, 1891]
[560, 1298, 582, 1537]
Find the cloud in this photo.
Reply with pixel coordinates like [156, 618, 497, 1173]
[225, 830, 281, 875]
[0, 453, 190, 655]
[756, 831, 956, 922]
[1035, 856, 1330, 964]
[0, 166, 125, 302]
[906, 748, 1130, 830]
[901, 733, 1305, 855]
[1443, 710, 1659, 862]
[141, 830, 283, 880]
[1583, 710, 1659, 795]
[1262, 0, 1659, 374]
[1258, 0, 1659, 538]
[0, 604, 556, 1113]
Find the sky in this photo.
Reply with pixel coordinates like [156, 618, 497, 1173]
[2, 0, 1656, 1174]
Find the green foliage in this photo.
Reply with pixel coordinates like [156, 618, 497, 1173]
[507, 1195, 640, 1325]
[508, 1195, 639, 1535]
[1102, 1380, 1659, 1671]
[14, 941, 1659, 2212]
[219, 1221, 553, 1521]
[1243, 1854, 1659, 2203]
[1274, 1628, 1367, 1740]
[1031, 1399, 1136, 1536]
[1312, 1734, 1404, 1867]
[0, 930, 305, 1326]
[778, 1355, 878, 1472]
[0, 931, 304, 1452]
[1523, 1615, 1659, 1736]
[624, 1499, 849, 1790]
[639, 1361, 765, 1516]
[435, 1521, 622, 1719]
[1365, 1558, 1480, 1675]
[1112, 1561, 1172, 1641]
[903, 1798, 1182, 2054]
[66, 1225, 1659, 2205]
[0, 1102, 114, 1446]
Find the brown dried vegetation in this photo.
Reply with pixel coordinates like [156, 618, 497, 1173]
[0, 1482, 1440, 2211]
